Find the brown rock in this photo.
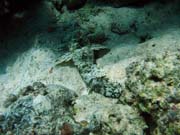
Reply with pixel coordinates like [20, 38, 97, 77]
[61, 123, 74, 135]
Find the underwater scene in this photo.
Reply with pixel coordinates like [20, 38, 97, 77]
[0, 0, 180, 134]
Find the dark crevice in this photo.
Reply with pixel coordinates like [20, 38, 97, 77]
[149, 75, 163, 82]
[93, 48, 110, 64]
[139, 34, 152, 43]
[140, 112, 157, 135]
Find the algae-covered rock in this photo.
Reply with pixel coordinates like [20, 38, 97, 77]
[121, 51, 180, 135]
[0, 81, 145, 135]
[0, 82, 79, 134]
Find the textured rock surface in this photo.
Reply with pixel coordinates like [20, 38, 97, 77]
[74, 93, 146, 135]
[1, 51, 180, 135]
[0, 82, 78, 134]
[121, 51, 180, 135]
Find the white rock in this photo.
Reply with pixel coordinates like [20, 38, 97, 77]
[33, 95, 51, 114]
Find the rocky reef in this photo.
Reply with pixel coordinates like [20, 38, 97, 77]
[0, 0, 180, 135]
[0, 50, 180, 135]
